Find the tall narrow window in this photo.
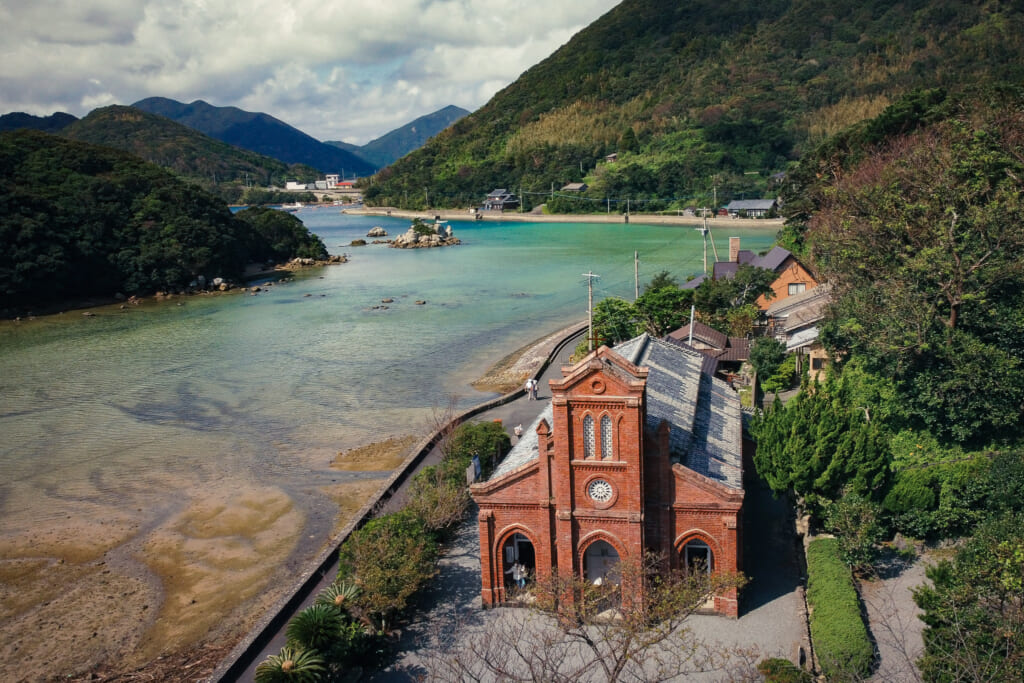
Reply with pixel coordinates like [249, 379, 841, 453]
[600, 415, 613, 459]
[583, 415, 595, 459]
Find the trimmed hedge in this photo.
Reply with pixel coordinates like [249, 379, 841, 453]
[805, 538, 873, 681]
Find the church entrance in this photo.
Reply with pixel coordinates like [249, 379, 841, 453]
[583, 540, 620, 585]
[502, 533, 536, 592]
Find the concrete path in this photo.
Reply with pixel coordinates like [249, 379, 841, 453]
[863, 552, 931, 682]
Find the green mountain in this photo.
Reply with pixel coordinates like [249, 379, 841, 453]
[325, 105, 470, 169]
[0, 111, 78, 133]
[0, 129, 326, 315]
[132, 97, 376, 177]
[364, 0, 1024, 210]
[60, 105, 318, 194]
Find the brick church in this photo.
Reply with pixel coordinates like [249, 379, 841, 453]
[470, 334, 746, 616]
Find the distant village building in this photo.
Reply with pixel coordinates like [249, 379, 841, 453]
[666, 321, 750, 378]
[561, 182, 588, 193]
[725, 199, 777, 218]
[471, 335, 745, 617]
[325, 174, 340, 188]
[683, 238, 818, 310]
[285, 181, 308, 191]
[605, 153, 618, 163]
[764, 284, 832, 380]
[483, 188, 520, 211]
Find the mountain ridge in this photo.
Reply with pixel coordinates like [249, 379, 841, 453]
[132, 97, 376, 177]
[325, 104, 469, 168]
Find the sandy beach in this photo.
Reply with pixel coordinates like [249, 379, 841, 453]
[344, 206, 784, 230]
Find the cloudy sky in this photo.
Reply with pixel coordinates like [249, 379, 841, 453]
[0, 0, 621, 144]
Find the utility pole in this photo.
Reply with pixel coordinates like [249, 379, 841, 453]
[583, 271, 600, 352]
[702, 215, 709, 274]
[634, 251, 639, 300]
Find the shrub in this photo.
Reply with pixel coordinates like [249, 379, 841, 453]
[254, 646, 325, 683]
[286, 604, 344, 653]
[805, 538, 873, 681]
[758, 657, 812, 683]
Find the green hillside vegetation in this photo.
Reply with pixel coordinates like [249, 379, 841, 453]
[364, 0, 1024, 211]
[60, 105, 319, 203]
[0, 130, 326, 316]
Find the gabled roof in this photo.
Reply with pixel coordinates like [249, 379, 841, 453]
[726, 199, 777, 211]
[757, 245, 793, 272]
[487, 334, 743, 490]
[667, 320, 728, 349]
[561, 182, 588, 192]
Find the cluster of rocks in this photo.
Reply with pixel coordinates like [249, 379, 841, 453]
[389, 222, 460, 249]
[282, 254, 347, 270]
[367, 226, 388, 237]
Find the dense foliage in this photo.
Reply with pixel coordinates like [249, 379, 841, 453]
[805, 538, 874, 681]
[0, 130, 326, 315]
[60, 105, 319, 201]
[792, 87, 1024, 443]
[914, 513, 1024, 683]
[363, 0, 1024, 210]
[234, 207, 327, 263]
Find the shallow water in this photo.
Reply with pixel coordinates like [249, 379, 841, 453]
[0, 210, 775, 663]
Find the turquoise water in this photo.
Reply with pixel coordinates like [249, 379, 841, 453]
[0, 210, 774, 595]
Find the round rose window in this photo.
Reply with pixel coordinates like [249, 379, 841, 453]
[588, 479, 613, 503]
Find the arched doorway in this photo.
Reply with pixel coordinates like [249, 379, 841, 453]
[682, 538, 714, 575]
[501, 532, 536, 591]
[583, 539, 620, 585]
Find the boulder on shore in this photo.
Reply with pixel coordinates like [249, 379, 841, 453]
[367, 226, 388, 237]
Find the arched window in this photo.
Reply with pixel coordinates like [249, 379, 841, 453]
[600, 415, 613, 459]
[583, 414, 595, 459]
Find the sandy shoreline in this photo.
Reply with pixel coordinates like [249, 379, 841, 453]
[344, 206, 784, 230]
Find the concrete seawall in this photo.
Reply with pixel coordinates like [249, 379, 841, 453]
[210, 323, 587, 682]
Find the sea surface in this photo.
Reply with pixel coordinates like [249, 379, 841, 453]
[0, 210, 775, 649]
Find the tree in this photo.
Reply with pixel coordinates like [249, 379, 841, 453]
[633, 285, 693, 337]
[693, 265, 775, 331]
[337, 509, 438, 632]
[592, 297, 638, 346]
[914, 513, 1024, 682]
[643, 270, 678, 293]
[749, 337, 786, 379]
[424, 553, 748, 683]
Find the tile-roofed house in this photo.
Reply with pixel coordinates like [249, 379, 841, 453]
[726, 199, 778, 217]
[693, 237, 818, 310]
[483, 188, 519, 211]
[665, 322, 751, 373]
[471, 334, 745, 616]
[561, 182, 588, 192]
[765, 284, 832, 378]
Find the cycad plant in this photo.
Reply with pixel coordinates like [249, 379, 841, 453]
[315, 580, 360, 611]
[254, 646, 325, 683]
[286, 603, 345, 653]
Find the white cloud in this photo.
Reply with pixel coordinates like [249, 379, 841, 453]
[0, 0, 620, 143]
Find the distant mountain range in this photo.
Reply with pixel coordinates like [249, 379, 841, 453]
[325, 105, 469, 169]
[0, 111, 78, 134]
[60, 105, 318, 190]
[131, 97, 376, 177]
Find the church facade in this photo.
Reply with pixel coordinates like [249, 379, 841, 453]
[470, 334, 746, 617]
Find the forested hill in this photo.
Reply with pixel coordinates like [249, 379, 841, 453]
[364, 0, 1024, 210]
[61, 106, 319, 193]
[0, 130, 326, 316]
[132, 97, 376, 177]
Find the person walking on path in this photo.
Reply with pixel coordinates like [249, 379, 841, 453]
[525, 378, 537, 400]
